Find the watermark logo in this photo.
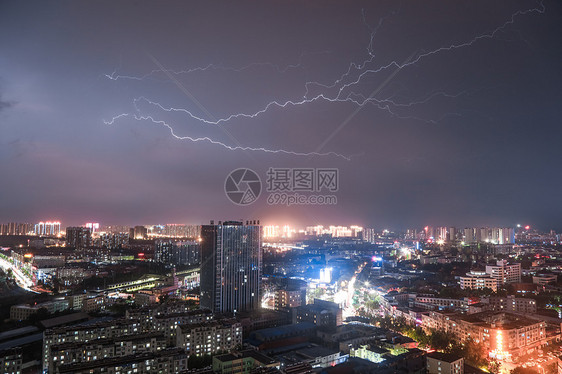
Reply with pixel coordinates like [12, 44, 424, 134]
[225, 167, 338, 206]
[266, 168, 338, 193]
[266, 168, 338, 206]
[224, 168, 262, 205]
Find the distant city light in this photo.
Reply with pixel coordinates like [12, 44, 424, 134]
[85, 222, 100, 233]
[34, 221, 61, 236]
[263, 225, 297, 239]
[319, 267, 332, 283]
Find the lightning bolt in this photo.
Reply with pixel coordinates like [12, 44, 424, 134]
[103, 50, 331, 81]
[104, 2, 545, 158]
[103, 113, 351, 160]
[133, 90, 464, 127]
[302, 7, 398, 99]
[331, 1, 545, 99]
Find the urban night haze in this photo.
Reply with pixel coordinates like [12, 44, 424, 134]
[0, 1, 561, 374]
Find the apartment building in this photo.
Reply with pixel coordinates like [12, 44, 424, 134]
[421, 311, 546, 359]
[176, 319, 242, 356]
[55, 348, 187, 374]
[47, 333, 167, 373]
[486, 260, 521, 285]
[427, 352, 463, 374]
[459, 271, 499, 292]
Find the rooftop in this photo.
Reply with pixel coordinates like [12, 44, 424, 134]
[0, 325, 39, 342]
[57, 348, 186, 373]
[0, 333, 43, 351]
[250, 322, 316, 341]
[214, 349, 278, 365]
[179, 318, 239, 331]
[40, 312, 89, 329]
[427, 352, 463, 363]
[457, 311, 543, 329]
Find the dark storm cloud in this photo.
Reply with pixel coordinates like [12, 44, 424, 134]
[0, 85, 15, 111]
[0, 0, 561, 230]
[0, 96, 12, 111]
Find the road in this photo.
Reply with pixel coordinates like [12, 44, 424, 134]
[342, 261, 368, 320]
[0, 256, 34, 291]
[342, 274, 357, 319]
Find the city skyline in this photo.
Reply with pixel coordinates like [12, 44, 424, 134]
[1, 1, 561, 230]
[0, 219, 545, 234]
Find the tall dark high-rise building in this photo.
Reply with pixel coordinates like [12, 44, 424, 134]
[66, 227, 92, 249]
[200, 220, 262, 314]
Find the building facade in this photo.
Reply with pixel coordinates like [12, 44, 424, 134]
[176, 319, 242, 356]
[426, 352, 463, 374]
[0, 222, 32, 235]
[155, 240, 200, 267]
[486, 260, 521, 284]
[34, 221, 61, 236]
[275, 289, 305, 311]
[0, 348, 22, 374]
[295, 299, 342, 330]
[459, 271, 499, 292]
[420, 311, 546, 359]
[65, 227, 92, 249]
[200, 220, 262, 313]
[486, 296, 537, 314]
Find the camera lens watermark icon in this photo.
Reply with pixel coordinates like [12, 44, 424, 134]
[225, 168, 262, 205]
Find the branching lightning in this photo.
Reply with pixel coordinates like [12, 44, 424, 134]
[329, 2, 545, 100]
[103, 2, 545, 158]
[104, 50, 331, 81]
[103, 113, 351, 160]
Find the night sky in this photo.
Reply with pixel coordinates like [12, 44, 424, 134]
[1, 1, 561, 230]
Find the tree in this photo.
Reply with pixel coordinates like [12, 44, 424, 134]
[439, 287, 467, 299]
[403, 327, 430, 347]
[447, 340, 465, 357]
[392, 316, 408, 332]
[371, 315, 393, 330]
[428, 329, 455, 351]
[364, 295, 381, 315]
[487, 358, 501, 374]
[307, 287, 326, 303]
[510, 366, 538, 374]
[494, 288, 508, 297]
[463, 338, 488, 367]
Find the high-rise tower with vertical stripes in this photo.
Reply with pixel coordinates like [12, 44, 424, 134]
[200, 220, 262, 314]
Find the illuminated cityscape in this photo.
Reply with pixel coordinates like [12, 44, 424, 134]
[0, 219, 561, 373]
[1, 1, 562, 374]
